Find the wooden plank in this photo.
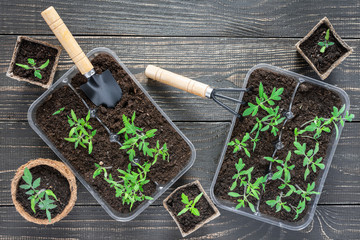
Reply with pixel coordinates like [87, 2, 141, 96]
[0, 205, 359, 239]
[1, 36, 359, 122]
[0, 0, 359, 38]
[1, 121, 359, 206]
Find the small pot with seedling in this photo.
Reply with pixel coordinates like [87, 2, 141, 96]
[295, 17, 353, 80]
[7, 36, 62, 88]
[11, 158, 77, 224]
[211, 64, 354, 230]
[164, 180, 220, 237]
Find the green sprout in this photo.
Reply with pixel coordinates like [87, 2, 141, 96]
[266, 192, 291, 213]
[19, 167, 58, 223]
[118, 112, 169, 164]
[15, 58, 50, 79]
[52, 107, 65, 115]
[293, 141, 324, 180]
[295, 105, 354, 140]
[93, 162, 153, 210]
[265, 151, 295, 183]
[64, 110, 96, 154]
[228, 158, 267, 213]
[242, 82, 284, 117]
[318, 29, 334, 53]
[177, 192, 204, 216]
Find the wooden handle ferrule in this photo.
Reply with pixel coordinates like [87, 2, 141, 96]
[145, 65, 210, 98]
[41, 6, 93, 75]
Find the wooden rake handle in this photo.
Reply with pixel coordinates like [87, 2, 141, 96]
[145, 65, 211, 98]
[41, 6, 93, 75]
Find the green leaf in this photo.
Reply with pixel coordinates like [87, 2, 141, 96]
[181, 193, 189, 204]
[46, 209, 52, 223]
[70, 110, 77, 122]
[325, 29, 330, 41]
[304, 168, 310, 180]
[191, 208, 200, 216]
[328, 42, 334, 46]
[15, 63, 31, 69]
[242, 107, 254, 117]
[228, 192, 241, 198]
[272, 170, 283, 180]
[31, 197, 37, 213]
[276, 203, 281, 212]
[22, 167, 32, 185]
[32, 177, 41, 189]
[64, 137, 77, 142]
[28, 58, 35, 66]
[248, 202, 256, 213]
[19, 184, 31, 190]
[45, 189, 58, 201]
[39, 59, 50, 69]
[283, 205, 291, 212]
[259, 82, 264, 98]
[177, 208, 188, 216]
[52, 107, 65, 115]
[320, 46, 326, 53]
[194, 192, 203, 204]
[34, 70, 42, 79]
[318, 42, 325, 47]
[88, 141, 93, 154]
[25, 190, 34, 195]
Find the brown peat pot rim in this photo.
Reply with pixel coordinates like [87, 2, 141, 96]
[6, 36, 62, 88]
[163, 180, 220, 237]
[295, 17, 353, 80]
[11, 158, 77, 225]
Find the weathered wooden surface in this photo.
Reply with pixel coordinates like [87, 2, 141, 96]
[0, 0, 359, 239]
[0, 205, 359, 240]
[1, 36, 359, 121]
[0, 0, 359, 38]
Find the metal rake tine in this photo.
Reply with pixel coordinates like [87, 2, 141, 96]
[212, 96, 242, 119]
[212, 93, 246, 104]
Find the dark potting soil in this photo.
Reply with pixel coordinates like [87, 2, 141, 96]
[214, 68, 342, 222]
[13, 39, 59, 84]
[259, 82, 341, 221]
[166, 184, 215, 234]
[35, 53, 191, 213]
[214, 69, 298, 205]
[299, 23, 348, 74]
[16, 165, 70, 220]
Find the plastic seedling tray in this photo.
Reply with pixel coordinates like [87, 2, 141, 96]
[210, 64, 350, 231]
[28, 47, 196, 222]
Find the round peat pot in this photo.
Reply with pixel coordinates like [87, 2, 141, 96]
[11, 158, 77, 225]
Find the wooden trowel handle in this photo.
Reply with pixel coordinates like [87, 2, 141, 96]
[41, 6, 93, 75]
[145, 65, 211, 98]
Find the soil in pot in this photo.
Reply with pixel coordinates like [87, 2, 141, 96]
[35, 53, 191, 213]
[299, 23, 348, 74]
[166, 184, 216, 234]
[12, 38, 59, 85]
[16, 165, 70, 219]
[214, 68, 343, 222]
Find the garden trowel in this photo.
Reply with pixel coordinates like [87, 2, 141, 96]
[41, 6, 122, 108]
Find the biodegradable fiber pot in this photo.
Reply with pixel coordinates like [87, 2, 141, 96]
[163, 180, 220, 237]
[7, 36, 62, 88]
[11, 158, 77, 225]
[295, 17, 353, 80]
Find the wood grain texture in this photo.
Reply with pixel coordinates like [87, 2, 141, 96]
[0, 0, 359, 38]
[0, 205, 359, 239]
[1, 36, 359, 121]
[1, 121, 359, 206]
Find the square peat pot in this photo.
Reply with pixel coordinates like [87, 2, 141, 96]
[28, 47, 196, 221]
[163, 180, 220, 237]
[295, 17, 353, 80]
[210, 64, 350, 231]
[7, 36, 62, 88]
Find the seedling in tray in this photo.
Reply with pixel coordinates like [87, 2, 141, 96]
[16, 58, 50, 80]
[317, 29, 334, 53]
[64, 110, 96, 154]
[20, 167, 58, 222]
[226, 81, 354, 220]
[93, 112, 170, 210]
